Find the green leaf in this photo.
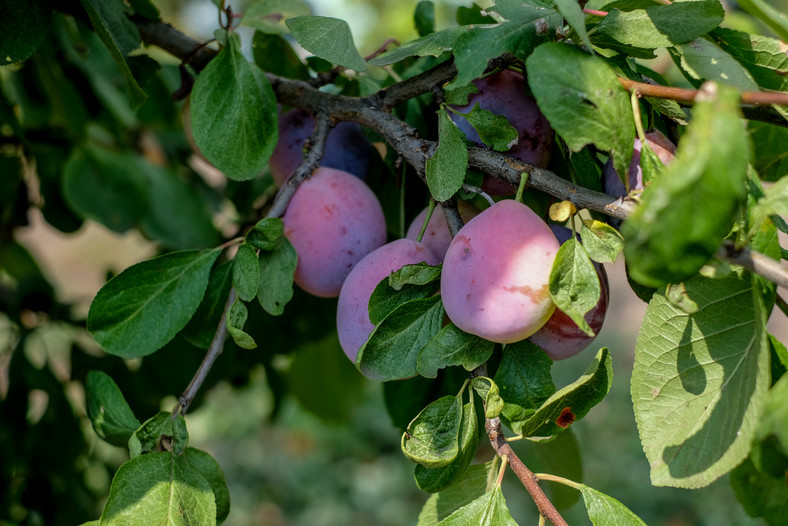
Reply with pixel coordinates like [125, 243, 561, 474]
[370, 26, 471, 66]
[226, 298, 257, 350]
[357, 296, 445, 381]
[191, 33, 278, 181]
[712, 28, 788, 93]
[0, 0, 52, 65]
[631, 274, 770, 488]
[368, 278, 441, 326]
[526, 42, 635, 180]
[670, 37, 759, 92]
[62, 146, 149, 234]
[246, 218, 285, 251]
[402, 394, 463, 468]
[129, 411, 189, 459]
[285, 16, 367, 71]
[389, 262, 443, 289]
[450, 18, 560, 89]
[417, 324, 495, 379]
[755, 373, 788, 461]
[257, 237, 297, 315]
[416, 394, 479, 492]
[597, 0, 725, 49]
[737, 0, 788, 43]
[514, 347, 612, 437]
[418, 461, 496, 525]
[471, 377, 505, 419]
[232, 244, 260, 302]
[426, 107, 468, 202]
[241, 0, 311, 34]
[99, 452, 215, 525]
[436, 486, 517, 525]
[252, 31, 310, 80]
[493, 341, 556, 429]
[580, 220, 624, 264]
[549, 238, 601, 336]
[751, 176, 788, 235]
[127, 0, 160, 20]
[731, 457, 788, 525]
[415, 0, 436, 37]
[85, 371, 141, 447]
[748, 122, 788, 183]
[579, 484, 647, 525]
[88, 249, 221, 359]
[553, 0, 593, 51]
[182, 261, 233, 349]
[78, 0, 147, 109]
[451, 103, 519, 152]
[622, 83, 749, 288]
[182, 448, 231, 523]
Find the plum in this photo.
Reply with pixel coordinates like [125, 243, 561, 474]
[603, 130, 676, 197]
[450, 70, 553, 195]
[440, 200, 560, 343]
[283, 167, 387, 298]
[270, 109, 377, 186]
[405, 201, 479, 261]
[336, 239, 439, 362]
[527, 225, 610, 360]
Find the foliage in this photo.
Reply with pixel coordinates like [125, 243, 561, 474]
[1, 0, 787, 524]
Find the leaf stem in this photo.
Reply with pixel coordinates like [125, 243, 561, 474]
[534, 472, 582, 490]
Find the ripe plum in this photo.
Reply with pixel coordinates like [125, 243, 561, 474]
[440, 200, 560, 343]
[283, 167, 387, 298]
[405, 201, 479, 261]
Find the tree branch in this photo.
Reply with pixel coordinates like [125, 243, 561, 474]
[718, 241, 788, 290]
[618, 77, 788, 106]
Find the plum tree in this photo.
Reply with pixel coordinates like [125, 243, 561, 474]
[270, 109, 377, 186]
[450, 69, 553, 194]
[283, 167, 387, 298]
[603, 130, 676, 197]
[336, 239, 439, 361]
[405, 201, 479, 261]
[441, 199, 560, 343]
[528, 225, 610, 360]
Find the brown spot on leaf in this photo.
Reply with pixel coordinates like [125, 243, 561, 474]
[556, 407, 575, 428]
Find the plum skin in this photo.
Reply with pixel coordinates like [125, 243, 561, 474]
[527, 225, 610, 360]
[283, 167, 387, 298]
[450, 70, 553, 195]
[603, 130, 676, 197]
[440, 200, 560, 344]
[270, 109, 377, 186]
[336, 239, 439, 362]
[405, 201, 479, 261]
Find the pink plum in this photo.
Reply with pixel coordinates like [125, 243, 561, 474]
[603, 130, 676, 197]
[405, 202, 479, 261]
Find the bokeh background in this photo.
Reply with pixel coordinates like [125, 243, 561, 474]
[4, 0, 787, 524]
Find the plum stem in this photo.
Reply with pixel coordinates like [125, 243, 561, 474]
[416, 200, 437, 243]
[515, 172, 529, 203]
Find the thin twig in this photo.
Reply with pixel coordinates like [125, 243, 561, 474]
[776, 293, 788, 319]
[618, 77, 788, 106]
[718, 241, 788, 290]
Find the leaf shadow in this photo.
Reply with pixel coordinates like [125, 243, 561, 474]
[676, 321, 706, 396]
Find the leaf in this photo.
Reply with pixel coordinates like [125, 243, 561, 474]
[62, 146, 149, 234]
[99, 452, 216, 525]
[252, 31, 310, 80]
[712, 28, 788, 93]
[426, 107, 468, 202]
[755, 373, 788, 460]
[285, 16, 367, 71]
[436, 486, 517, 525]
[191, 33, 278, 181]
[553, 0, 593, 51]
[87, 249, 221, 359]
[526, 42, 635, 180]
[182, 261, 233, 349]
[631, 274, 770, 488]
[580, 220, 624, 264]
[513, 347, 612, 437]
[232, 244, 260, 302]
[357, 296, 445, 381]
[449, 18, 560, 89]
[389, 262, 443, 290]
[402, 394, 463, 468]
[415, 0, 436, 37]
[471, 377, 505, 419]
[597, 0, 725, 49]
[370, 26, 471, 66]
[418, 461, 496, 525]
[246, 218, 285, 251]
[416, 394, 479, 492]
[78, 0, 147, 109]
[182, 448, 231, 523]
[128, 412, 189, 459]
[748, 123, 788, 183]
[226, 298, 257, 350]
[241, 0, 311, 34]
[731, 457, 788, 525]
[368, 278, 441, 326]
[493, 341, 556, 429]
[417, 324, 496, 379]
[451, 103, 519, 152]
[257, 237, 297, 315]
[0, 0, 52, 66]
[549, 238, 601, 336]
[751, 176, 788, 235]
[85, 371, 141, 447]
[579, 485, 647, 525]
[622, 83, 749, 288]
[737, 0, 788, 43]
[671, 37, 759, 92]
